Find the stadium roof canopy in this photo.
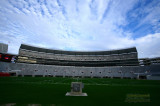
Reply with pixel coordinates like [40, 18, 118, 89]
[20, 44, 137, 55]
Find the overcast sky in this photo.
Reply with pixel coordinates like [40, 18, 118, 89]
[0, 0, 160, 58]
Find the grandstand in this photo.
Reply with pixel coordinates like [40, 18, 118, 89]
[17, 44, 139, 66]
[0, 43, 160, 79]
[139, 57, 160, 66]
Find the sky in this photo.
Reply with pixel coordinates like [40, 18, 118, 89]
[0, 0, 160, 58]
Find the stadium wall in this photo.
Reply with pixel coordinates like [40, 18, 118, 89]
[0, 61, 152, 79]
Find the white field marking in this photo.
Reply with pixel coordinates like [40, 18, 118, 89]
[43, 78, 70, 84]
[49, 82, 109, 86]
[1, 103, 16, 106]
[82, 78, 104, 85]
[85, 79, 98, 84]
[54, 78, 72, 84]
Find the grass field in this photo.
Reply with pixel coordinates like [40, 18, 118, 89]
[0, 77, 160, 106]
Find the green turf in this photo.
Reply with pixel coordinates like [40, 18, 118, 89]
[0, 77, 160, 106]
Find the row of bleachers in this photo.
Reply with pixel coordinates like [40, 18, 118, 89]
[17, 56, 139, 67]
[1, 61, 151, 79]
[18, 44, 139, 66]
[19, 49, 137, 62]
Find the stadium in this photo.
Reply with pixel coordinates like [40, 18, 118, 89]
[0, 43, 160, 79]
[0, 43, 160, 105]
[1, 0, 160, 105]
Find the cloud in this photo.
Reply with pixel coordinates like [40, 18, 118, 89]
[135, 33, 160, 58]
[0, 0, 159, 58]
[124, 0, 160, 38]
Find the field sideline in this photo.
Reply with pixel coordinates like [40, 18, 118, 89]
[0, 77, 160, 106]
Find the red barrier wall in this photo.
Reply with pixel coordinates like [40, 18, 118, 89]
[0, 72, 10, 77]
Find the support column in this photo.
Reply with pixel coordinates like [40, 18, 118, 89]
[137, 74, 139, 79]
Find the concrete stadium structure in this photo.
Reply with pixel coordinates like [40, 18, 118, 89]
[0, 43, 160, 79]
[17, 44, 139, 66]
[0, 61, 146, 78]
